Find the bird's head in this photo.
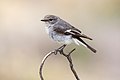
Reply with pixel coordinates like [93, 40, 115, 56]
[41, 15, 60, 25]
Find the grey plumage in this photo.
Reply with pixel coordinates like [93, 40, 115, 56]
[41, 15, 96, 53]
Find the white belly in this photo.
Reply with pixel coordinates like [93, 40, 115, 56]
[51, 33, 73, 44]
[45, 26, 73, 44]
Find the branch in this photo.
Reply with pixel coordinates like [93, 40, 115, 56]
[39, 44, 80, 80]
[39, 51, 55, 80]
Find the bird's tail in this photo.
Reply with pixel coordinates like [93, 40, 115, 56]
[73, 38, 96, 53]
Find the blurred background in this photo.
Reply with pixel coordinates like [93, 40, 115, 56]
[0, 0, 120, 80]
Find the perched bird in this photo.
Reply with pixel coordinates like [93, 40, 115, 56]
[41, 15, 96, 53]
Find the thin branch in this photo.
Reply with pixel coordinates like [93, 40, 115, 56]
[39, 51, 54, 80]
[39, 44, 80, 80]
[60, 48, 80, 80]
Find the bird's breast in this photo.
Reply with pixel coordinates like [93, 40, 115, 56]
[45, 26, 49, 34]
[45, 26, 73, 44]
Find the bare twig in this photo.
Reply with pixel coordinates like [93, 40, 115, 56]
[39, 51, 55, 80]
[39, 44, 80, 80]
[61, 48, 80, 80]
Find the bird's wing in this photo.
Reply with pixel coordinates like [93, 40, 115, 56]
[53, 22, 93, 40]
[53, 25, 66, 34]
[65, 27, 93, 40]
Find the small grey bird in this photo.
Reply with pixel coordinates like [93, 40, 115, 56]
[41, 15, 96, 53]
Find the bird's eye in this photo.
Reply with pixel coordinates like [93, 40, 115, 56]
[49, 19, 53, 21]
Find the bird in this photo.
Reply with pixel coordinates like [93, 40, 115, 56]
[41, 15, 96, 53]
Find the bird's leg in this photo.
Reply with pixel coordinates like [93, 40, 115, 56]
[54, 44, 67, 55]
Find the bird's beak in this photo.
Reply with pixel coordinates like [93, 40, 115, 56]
[41, 19, 49, 22]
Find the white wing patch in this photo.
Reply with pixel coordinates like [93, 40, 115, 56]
[73, 38, 87, 48]
[65, 29, 81, 35]
[65, 29, 75, 35]
[66, 29, 72, 32]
